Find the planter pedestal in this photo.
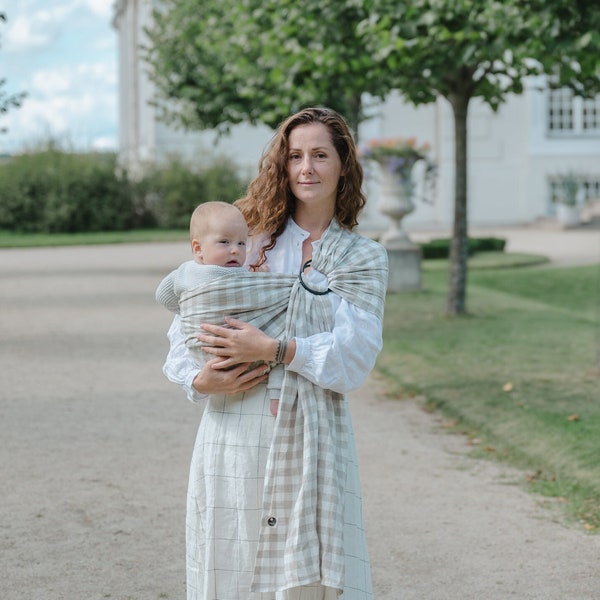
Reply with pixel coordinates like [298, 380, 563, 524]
[386, 246, 422, 293]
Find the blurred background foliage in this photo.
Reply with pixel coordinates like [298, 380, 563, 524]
[0, 144, 248, 233]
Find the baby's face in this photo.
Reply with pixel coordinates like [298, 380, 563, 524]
[194, 218, 248, 267]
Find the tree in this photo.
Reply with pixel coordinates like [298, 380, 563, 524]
[360, 0, 599, 315]
[359, 0, 549, 315]
[144, 0, 392, 136]
[0, 13, 26, 134]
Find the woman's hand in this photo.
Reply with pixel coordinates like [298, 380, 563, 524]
[192, 358, 269, 395]
[198, 317, 276, 368]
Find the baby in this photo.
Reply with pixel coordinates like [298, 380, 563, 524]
[156, 201, 282, 416]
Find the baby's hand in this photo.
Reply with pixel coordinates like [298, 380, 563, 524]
[270, 399, 279, 417]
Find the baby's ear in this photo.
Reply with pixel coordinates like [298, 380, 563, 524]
[191, 239, 202, 256]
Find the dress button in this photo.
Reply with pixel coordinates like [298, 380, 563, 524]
[267, 516, 277, 527]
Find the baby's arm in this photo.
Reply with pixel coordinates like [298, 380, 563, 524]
[156, 272, 181, 313]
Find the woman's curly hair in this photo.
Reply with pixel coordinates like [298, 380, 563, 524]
[235, 106, 366, 269]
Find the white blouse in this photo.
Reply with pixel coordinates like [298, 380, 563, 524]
[162, 218, 383, 402]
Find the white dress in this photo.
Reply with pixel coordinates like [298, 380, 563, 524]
[164, 220, 383, 599]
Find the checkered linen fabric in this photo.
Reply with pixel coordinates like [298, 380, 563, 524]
[251, 220, 388, 593]
[179, 268, 296, 365]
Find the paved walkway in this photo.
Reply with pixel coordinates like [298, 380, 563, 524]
[0, 229, 599, 599]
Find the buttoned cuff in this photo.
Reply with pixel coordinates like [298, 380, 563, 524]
[287, 337, 307, 372]
[184, 369, 206, 404]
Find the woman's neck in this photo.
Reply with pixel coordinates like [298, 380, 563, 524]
[293, 209, 334, 242]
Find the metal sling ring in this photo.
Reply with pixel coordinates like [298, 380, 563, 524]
[298, 260, 331, 295]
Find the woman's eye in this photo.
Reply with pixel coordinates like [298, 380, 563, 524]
[289, 153, 301, 161]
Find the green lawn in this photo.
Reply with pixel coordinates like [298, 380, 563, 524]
[0, 229, 188, 247]
[379, 260, 600, 530]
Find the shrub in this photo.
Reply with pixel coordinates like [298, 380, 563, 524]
[134, 156, 248, 229]
[471, 237, 507, 253]
[0, 147, 135, 233]
[0, 147, 249, 233]
[420, 236, 506, 259]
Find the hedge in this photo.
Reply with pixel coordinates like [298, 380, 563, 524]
[419, 236, 506, 259]
[0, 147, 248, 233]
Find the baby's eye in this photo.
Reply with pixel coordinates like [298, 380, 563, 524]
[239, 241, 246, 247]
[219, 239, 230, 244]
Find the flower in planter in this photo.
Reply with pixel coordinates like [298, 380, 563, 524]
[360, 137, 437, 199]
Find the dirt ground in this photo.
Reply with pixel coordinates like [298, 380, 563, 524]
[1, 237, 599, 600]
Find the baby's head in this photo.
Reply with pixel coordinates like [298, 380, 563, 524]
[190, 201, 248, 267]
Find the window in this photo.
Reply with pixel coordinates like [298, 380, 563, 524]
[547, 88, 600, 135]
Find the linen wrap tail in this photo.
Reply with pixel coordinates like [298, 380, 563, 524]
[251, 221, 388, 594]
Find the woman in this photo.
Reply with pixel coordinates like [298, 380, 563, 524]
[163, 107, 388, 600]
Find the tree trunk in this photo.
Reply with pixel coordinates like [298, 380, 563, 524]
[446, 91, 470, 316]
[347, 93, 362, 142]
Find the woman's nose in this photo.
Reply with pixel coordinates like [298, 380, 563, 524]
[301, 158, 313, 174]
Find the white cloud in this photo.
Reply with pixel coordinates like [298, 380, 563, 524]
[91, 134, 117, 150]
[0, 0, 118, 154]
[82, 0, 115, 19]
[5, 92, 118, 152]
[4, 14, 56, 52]
[3, 2, 78, 52]
[3, 60, 117, 152]
[30, 69, 72, 95]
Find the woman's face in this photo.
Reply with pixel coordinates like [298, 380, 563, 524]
[286, 123, 343, 217]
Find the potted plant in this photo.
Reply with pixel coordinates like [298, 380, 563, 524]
[554, 172, 584, 228]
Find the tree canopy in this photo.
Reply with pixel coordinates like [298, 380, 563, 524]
[532, 0, 600, 96]
[144, 0, 396, 135]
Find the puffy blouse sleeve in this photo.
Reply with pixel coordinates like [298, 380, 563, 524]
[287, 297, 383, 394]
[162, 315, 206, 404]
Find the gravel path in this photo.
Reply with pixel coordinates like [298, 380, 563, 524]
[1, 239, 599, 599]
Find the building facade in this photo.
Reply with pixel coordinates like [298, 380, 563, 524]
[113, 0, 600, 231]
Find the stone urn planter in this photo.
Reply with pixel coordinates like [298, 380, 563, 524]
[378, 167, 417, 249]
[360, 137, 437, 292]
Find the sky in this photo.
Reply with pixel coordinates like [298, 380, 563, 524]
[0, 0, 118, 155]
